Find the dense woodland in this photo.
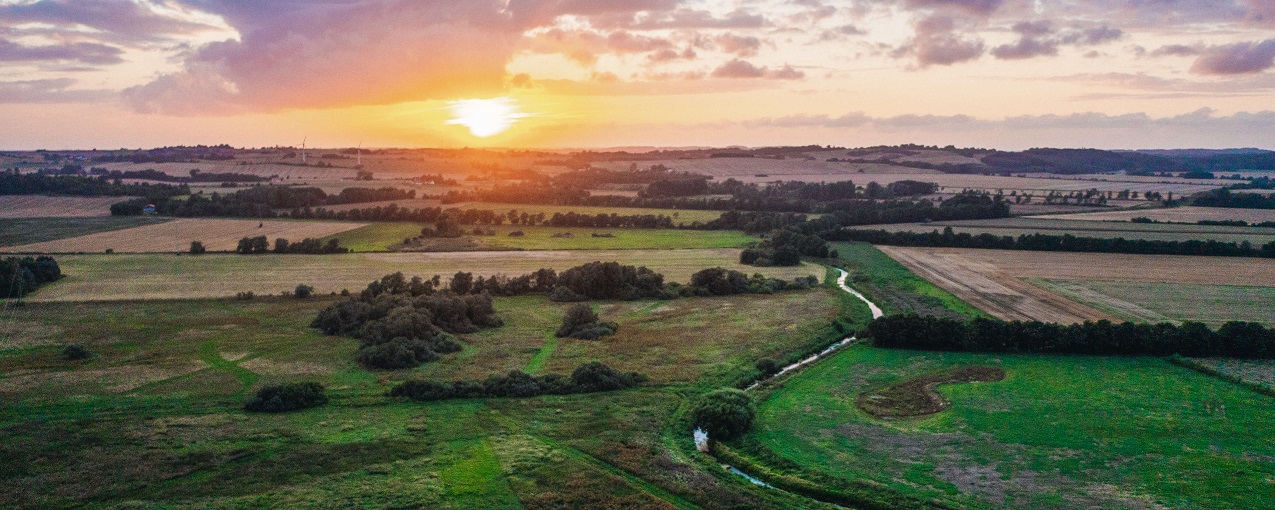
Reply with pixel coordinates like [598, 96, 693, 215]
[828, 227, 1275, 258]
[1, 171, 187, 198]
[1192, 189, 1275, 209]
[0, 256, 62, 298]
[866, 315, 1275, 358]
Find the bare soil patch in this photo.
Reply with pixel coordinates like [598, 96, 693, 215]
[856, 366, 1006, 419]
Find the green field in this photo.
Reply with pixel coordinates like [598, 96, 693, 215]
[832, 241, 986, 319]
[1030, 279, 1275, 327]
[0, 288, 848, 508]
[746, 346, 1275, 509]
[857, 217, 1275, 244]
[0, 216, 172, 247]
[30, 250, 821, 301]
[327, 223, 756, 252]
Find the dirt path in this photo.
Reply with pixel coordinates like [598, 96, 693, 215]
[857, 366, 1006, 419]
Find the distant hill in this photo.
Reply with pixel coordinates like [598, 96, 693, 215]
[1131, 148, 1273, 157]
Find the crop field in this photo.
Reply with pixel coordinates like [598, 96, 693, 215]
[0, 216, 171, 247]
[0, 288, 844, 508]
[446, 202, 726, 224]
[747, 346, 1275, 509]
[595, 157, 937, 184]
[1046, 206, 1275, 224]
[0, 195, 126, 218]
[877, 246, 1275, 324]
[857, 217, 1275, 244]
[27, 250, 823, 301]
[1, 218, 367, 253]
[1029, 279, 1275, 326]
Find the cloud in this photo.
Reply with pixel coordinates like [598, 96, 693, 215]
[1190, 39, 1275, 75]
[742, 108, 1275, 135]
[123, 0, 679, 114]
[903, 0, 1003, 16]
[0, 39, 124, 64]
[713, 34, 763, 57]
[614, 8, 768, 30]
[991, 20, 1121, 60]
[710, 59, 805, 80]
[0, 78, 114, 103]
[895, 15, 985, 67]
[1150, 44, 1201, 57]
[0, 0, 223, 43]
[1244, 0, 1275, 27]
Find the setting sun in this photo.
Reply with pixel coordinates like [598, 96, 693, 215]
[445, 97, 526, 138]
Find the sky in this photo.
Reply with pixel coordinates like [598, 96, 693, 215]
[1, 0, 1274, 150]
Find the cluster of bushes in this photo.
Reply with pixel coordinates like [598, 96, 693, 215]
[1, 256, 62, 298]
[827, 227, 1275, 258]
[235, 236, 347, 254]
[865, 315, 1275, 358]
[311, 273, 502, 369]
[244, 382, 328, 412]
[740, 228, 829, 266]
[686, 267, 818, 296]
[556, 303, 618, 339]
[691, 388, 756, 440]
[389, 362, 646, 401]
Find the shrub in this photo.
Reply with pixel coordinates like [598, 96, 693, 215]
[756, 359, 779, 377]
[244, 382, 328, 413]
[691, 388, 756, 440]
[294, 284, 314, 299]
[556, 303, 618, 339]
[548, 285, 586, 302]
[61, 344, 90, 360]
[235, 291, 254, 300]
[571, 361, 646, 391]
[189, 241, 206, 254]
[390, 362, 644, 402]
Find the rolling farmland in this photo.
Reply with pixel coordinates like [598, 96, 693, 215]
[877, 246, 1275, 324]
[0, 217, 171, 247]
[28, 250, 822, 301]
[0, 196, 127, 218]
[1046, 206, 1275, 224]
[857, 217, 1275, 243]
[2, 218, 366, 253]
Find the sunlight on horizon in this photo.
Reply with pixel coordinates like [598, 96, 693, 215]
[445, 97, 528, 138]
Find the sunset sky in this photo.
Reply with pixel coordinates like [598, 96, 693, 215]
[2, 0, 1274, 150]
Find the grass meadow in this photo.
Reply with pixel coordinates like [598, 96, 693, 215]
[0, 216, 172, 247]
[327, 223, 756, 252]
[745, 346, 1275, 509]
[0, 286, 849, 508]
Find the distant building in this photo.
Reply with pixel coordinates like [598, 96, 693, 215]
[143, 204, 156, 215]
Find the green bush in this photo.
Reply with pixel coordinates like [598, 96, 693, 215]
[61, 344, 90, 361]
[244, 382, 328, 413]
[692, 388, 756, 440]
[294, 283, 314, 299]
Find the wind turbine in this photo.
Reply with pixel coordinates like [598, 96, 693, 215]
[357, 140, 362, 166]
[301, 137, 307, 165]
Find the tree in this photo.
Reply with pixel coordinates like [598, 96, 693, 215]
[189, 241, 206, 255]
[691, 388, 756, 440]
[244, 382, 328, 412]
[556, 303, 618, 339]
[274, 238, 290, 253]
[294, 284, 314, 299]
[450, 271, 473, 294]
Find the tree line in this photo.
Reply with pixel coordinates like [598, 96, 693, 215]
[1192, 189, 1275, 210]
[2, 171, 188, 198]
[390, 362, 646, 402]
[827, 227, 1275, 258]
[1, 256, 62, 298]
[233, 236, 347, 254]
[865, 315, 1275, 358]
[111, 186, 414, 217]
[93, 168, 266, 183]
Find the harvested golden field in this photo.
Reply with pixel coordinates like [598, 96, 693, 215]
[28, 249, 822, 301]
[1046, 206, 1275, 224]
[876, 246, 1275, 324]
[858, 217, 1275, 243]
[1, 218, 366, 253]
[0, 196, 124, 218]
[595, 157, 936, 184]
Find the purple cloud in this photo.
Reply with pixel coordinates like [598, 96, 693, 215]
[0, 39, 123, 65]
[896, 15, 985, 67]
[1191, 39, 1275, 75]
[710, 59, 804, 80]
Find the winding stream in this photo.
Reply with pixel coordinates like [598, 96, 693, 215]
[694, 268, 885, 492]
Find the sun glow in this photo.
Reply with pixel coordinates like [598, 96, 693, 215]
[445, 97, 527, 138]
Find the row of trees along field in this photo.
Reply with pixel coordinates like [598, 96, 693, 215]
[827, 227, 1275, 258]
[390, 362, 646, 402]
[231, 236, 347, 254]
[1192, 189, 1275, 209]
[312, 263, 821, 369]
[292, 205, 678, 229]
[111, 186, 414, 216]
[1, 256, 61, 298]
[2, 171, 188, 198]
[866, 315, 1275, 358]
